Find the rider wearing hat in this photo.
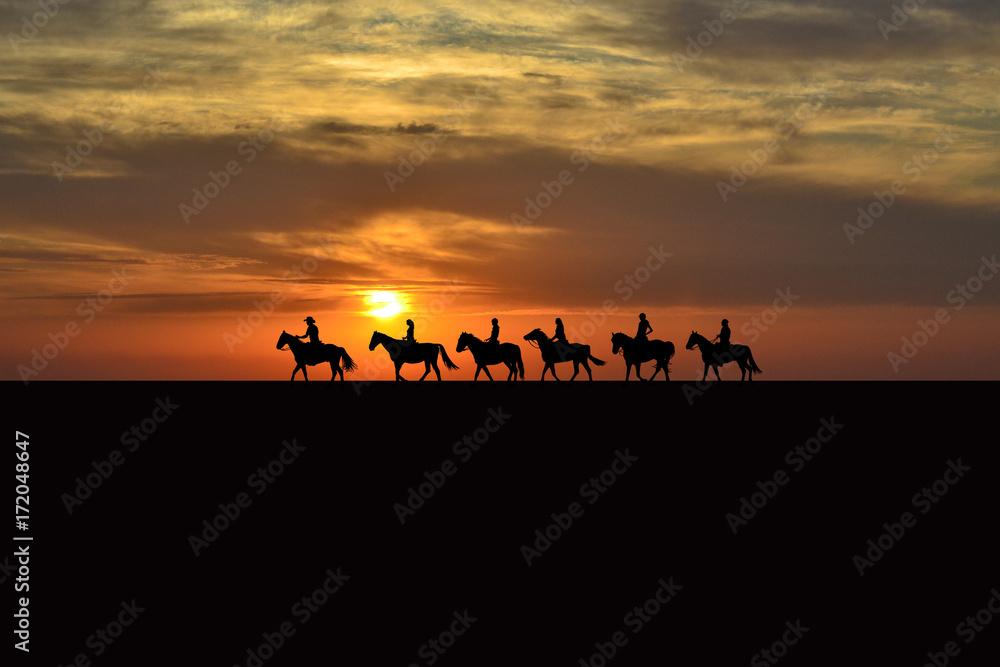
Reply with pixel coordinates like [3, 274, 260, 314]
[296, 316, 321, 346]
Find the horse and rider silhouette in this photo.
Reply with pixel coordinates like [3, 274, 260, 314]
[609, 313, 675, 382]
[686, 319, 762, 381]
[457, 319, 524, 381]
[523, 320, 606, 381]
[276, 317, 356, 384]
[369, 330, 459, 381]
[276, 314, 763, 383]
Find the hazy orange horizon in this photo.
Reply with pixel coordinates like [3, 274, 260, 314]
[2, 1, 998, 381]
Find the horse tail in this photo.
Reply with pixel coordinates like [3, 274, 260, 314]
[516, 350, 525, 379]
[340, 348, 357, 373]
[747, 349, 763, 375]
[437, 344, 460, 370]
[664, 341, 675, 371]
[588, 349, 607, 367]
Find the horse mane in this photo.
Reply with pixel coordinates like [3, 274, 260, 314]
[461, 332, 483, 343]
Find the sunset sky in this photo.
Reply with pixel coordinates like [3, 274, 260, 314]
[2, 0, 998, 381]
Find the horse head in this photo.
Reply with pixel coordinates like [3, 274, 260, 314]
[457, 332, 470, 353]
[611, 332, 625, 355]
[369, 331, 380, 351]
[685, 331, 701, 350]
[523, 328, 543, 342]
[277, 330, 292, 350]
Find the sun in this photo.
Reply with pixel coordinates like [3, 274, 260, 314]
[366, 291, 403, 318]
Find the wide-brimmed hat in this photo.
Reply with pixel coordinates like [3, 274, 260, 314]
[304, 316, 315, 323]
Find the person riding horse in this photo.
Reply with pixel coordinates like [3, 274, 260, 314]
[635, 313, 652, 344]
[402, 319, 416, 346]
[549, 317, 573, 361]
[296, 316, 322, 348]
[485, 318, 500, 354]
[711, 318, 731, 361]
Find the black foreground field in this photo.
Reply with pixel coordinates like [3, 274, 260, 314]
[8, 381, 999, 666]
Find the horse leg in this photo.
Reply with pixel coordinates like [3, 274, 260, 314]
[713, 365, 722, 381]
[624, 363, 631, 383]
[290, 364, 301, 382]
[584, 360, 593, 381]
[474, 365, 481, 381]
[395, 360, 406, 381]
[482, 365, 494, 382]
[702, 363, 709, 381]
[569, 361, 580, 381]
[301, 365, 309, 382]
[419, 360, 431, 381]
[548, 364, 561, 383]
[636, 362, 645, 382]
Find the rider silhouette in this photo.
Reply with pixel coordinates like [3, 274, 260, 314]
[296, 317, 322, 346]
[485, 318, 500, 353]
[402, 319, 416, 346]
[711, 318, 731, 361]
[550, 317, 572, 361]
[635, 313, 652, 343]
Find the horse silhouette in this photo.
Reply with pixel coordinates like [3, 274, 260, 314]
[457, 332, 525, 381]
[369, 331, 459, 381]
[523, 328, 605, 381]
[685, 331, 762, 381]
[277, 331, 357, 383]
[611, 332, 675, 382]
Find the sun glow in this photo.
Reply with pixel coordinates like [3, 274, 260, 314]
[366, 291, 403, 318]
